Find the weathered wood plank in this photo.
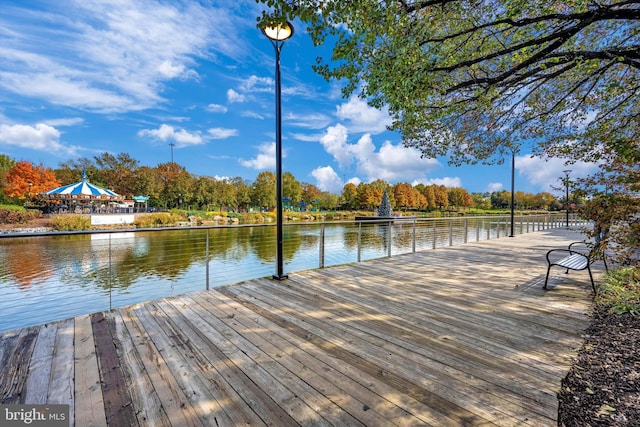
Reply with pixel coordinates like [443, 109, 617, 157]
[92, 312, 137, 427]
[113, 309, 170, 427]
[121, 306, 204, 427]
[74, 314, 106, 427]
[135, 302, 232, 426]
[47, 318, 75, 425]
[163, 296, 305, 426]
[24, 323, 57, 404]
[0, 327, 38, 404]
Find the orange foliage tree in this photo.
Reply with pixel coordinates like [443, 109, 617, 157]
[4, 161, 61, 200]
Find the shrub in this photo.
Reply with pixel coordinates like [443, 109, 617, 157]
[0, 205, 42, 225]
[596, 267, 640, 315]
[133, 212, 184, 228]
[50, 214, 91, 231]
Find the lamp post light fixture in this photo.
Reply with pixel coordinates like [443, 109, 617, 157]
[563, 169, 572, 228]
[28, 181, 33, 199]
[262, 20, 294, 280]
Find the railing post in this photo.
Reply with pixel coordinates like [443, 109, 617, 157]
[319, 223, 325, 268]
[108, 233, 113, 311]
[357, 222, 362, 262]
[487, 218, 491, 240]
[387, 220, 392, 257]
[205, 230, 210, 290]
[464, 218, 468, 244]
[412, 219, 416, 253]
[448, 219, 453, 246]
[432, 220, 437, 249]
[476, 218, 480, 242]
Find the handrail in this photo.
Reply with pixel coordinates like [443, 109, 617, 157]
[0, 213, 585, 332]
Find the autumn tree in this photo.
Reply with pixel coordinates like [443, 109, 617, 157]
[0, 155, 17, 204]
[301, 182, 322, 207]
[252, 171, 276, 210]
[341, 182, 358, 210]
[283, 172, 302, 205]
[4, 161, 60, 200]
[433, 185, 449, 210]
[156, 162, 193, 208]
[93, 152, 140, 197]
[393, 182, 415, 210]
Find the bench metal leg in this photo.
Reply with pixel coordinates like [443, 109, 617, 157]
[587, 266, 596, 294]
[544, 265, 552, 289]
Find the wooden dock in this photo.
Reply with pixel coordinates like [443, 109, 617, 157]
[1, 228, 603, 426]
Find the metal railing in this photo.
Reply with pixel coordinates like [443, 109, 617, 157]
[0, 213, 585, 332]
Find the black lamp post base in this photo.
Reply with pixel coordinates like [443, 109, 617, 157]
[272, 273, 289, 281]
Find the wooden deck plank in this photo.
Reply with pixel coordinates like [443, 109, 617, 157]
[119, 306, 204, 427]
[150, 299, 269, 426]
[111, 309, 171, 427]
[0, 327, 38, 404]
[74, 315, 106, 427]
[91, 312, 137, 427]
[135, 302, 235, 427]
[24, 323, 57, 404]
[47, 318, 75, 425]
[0, 228, 597, 426]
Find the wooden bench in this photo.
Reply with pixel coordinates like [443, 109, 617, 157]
[544, 241, 608, 294]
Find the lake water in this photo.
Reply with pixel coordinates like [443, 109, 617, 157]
[0, 215, 572, 331]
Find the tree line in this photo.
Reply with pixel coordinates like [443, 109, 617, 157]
[1, 152, 564, 212]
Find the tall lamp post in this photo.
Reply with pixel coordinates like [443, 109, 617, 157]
[509, 151, 515, 237]
[262, 20, 294, 280]
[563, 169, 572, 228]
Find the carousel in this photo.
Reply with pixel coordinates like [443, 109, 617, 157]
[37, 172, 124, 213]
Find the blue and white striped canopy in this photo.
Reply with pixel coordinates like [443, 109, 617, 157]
[44, 173, 120, 199]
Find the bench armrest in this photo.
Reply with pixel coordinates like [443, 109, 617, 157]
[546, 248, 585, 263]
[568, 241, 592, 255]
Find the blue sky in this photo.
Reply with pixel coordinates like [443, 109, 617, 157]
[0, 0, 598, 196]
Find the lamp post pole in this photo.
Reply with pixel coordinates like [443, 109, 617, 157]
[509, 151, 515, 237]
[262, 21, 294, 280]
[563, 169, 572, 228]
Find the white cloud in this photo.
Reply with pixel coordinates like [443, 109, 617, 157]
[285, 112, 332, 130]
[516, 155, 598, 194]
[311, 166, 343, 193]
[0, 123, 78, 155]
[241, 111, 265, 120]
[138, 124, 203, 147]
[319, 124, 352, 169]
[486, 182, 504, 192]
[42, 117, 84, 127]
[207, 104, 228, 113]
[412, 177, 463, 188]
[239, 75, 273, 93]
[335, 96, 392, 134]
[227, 89, 246, 103]
[208, 127, 238, 139]
[0, 1, 251, 113]
[239, 142, 278, 170]
[319, 124, 441, 182]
